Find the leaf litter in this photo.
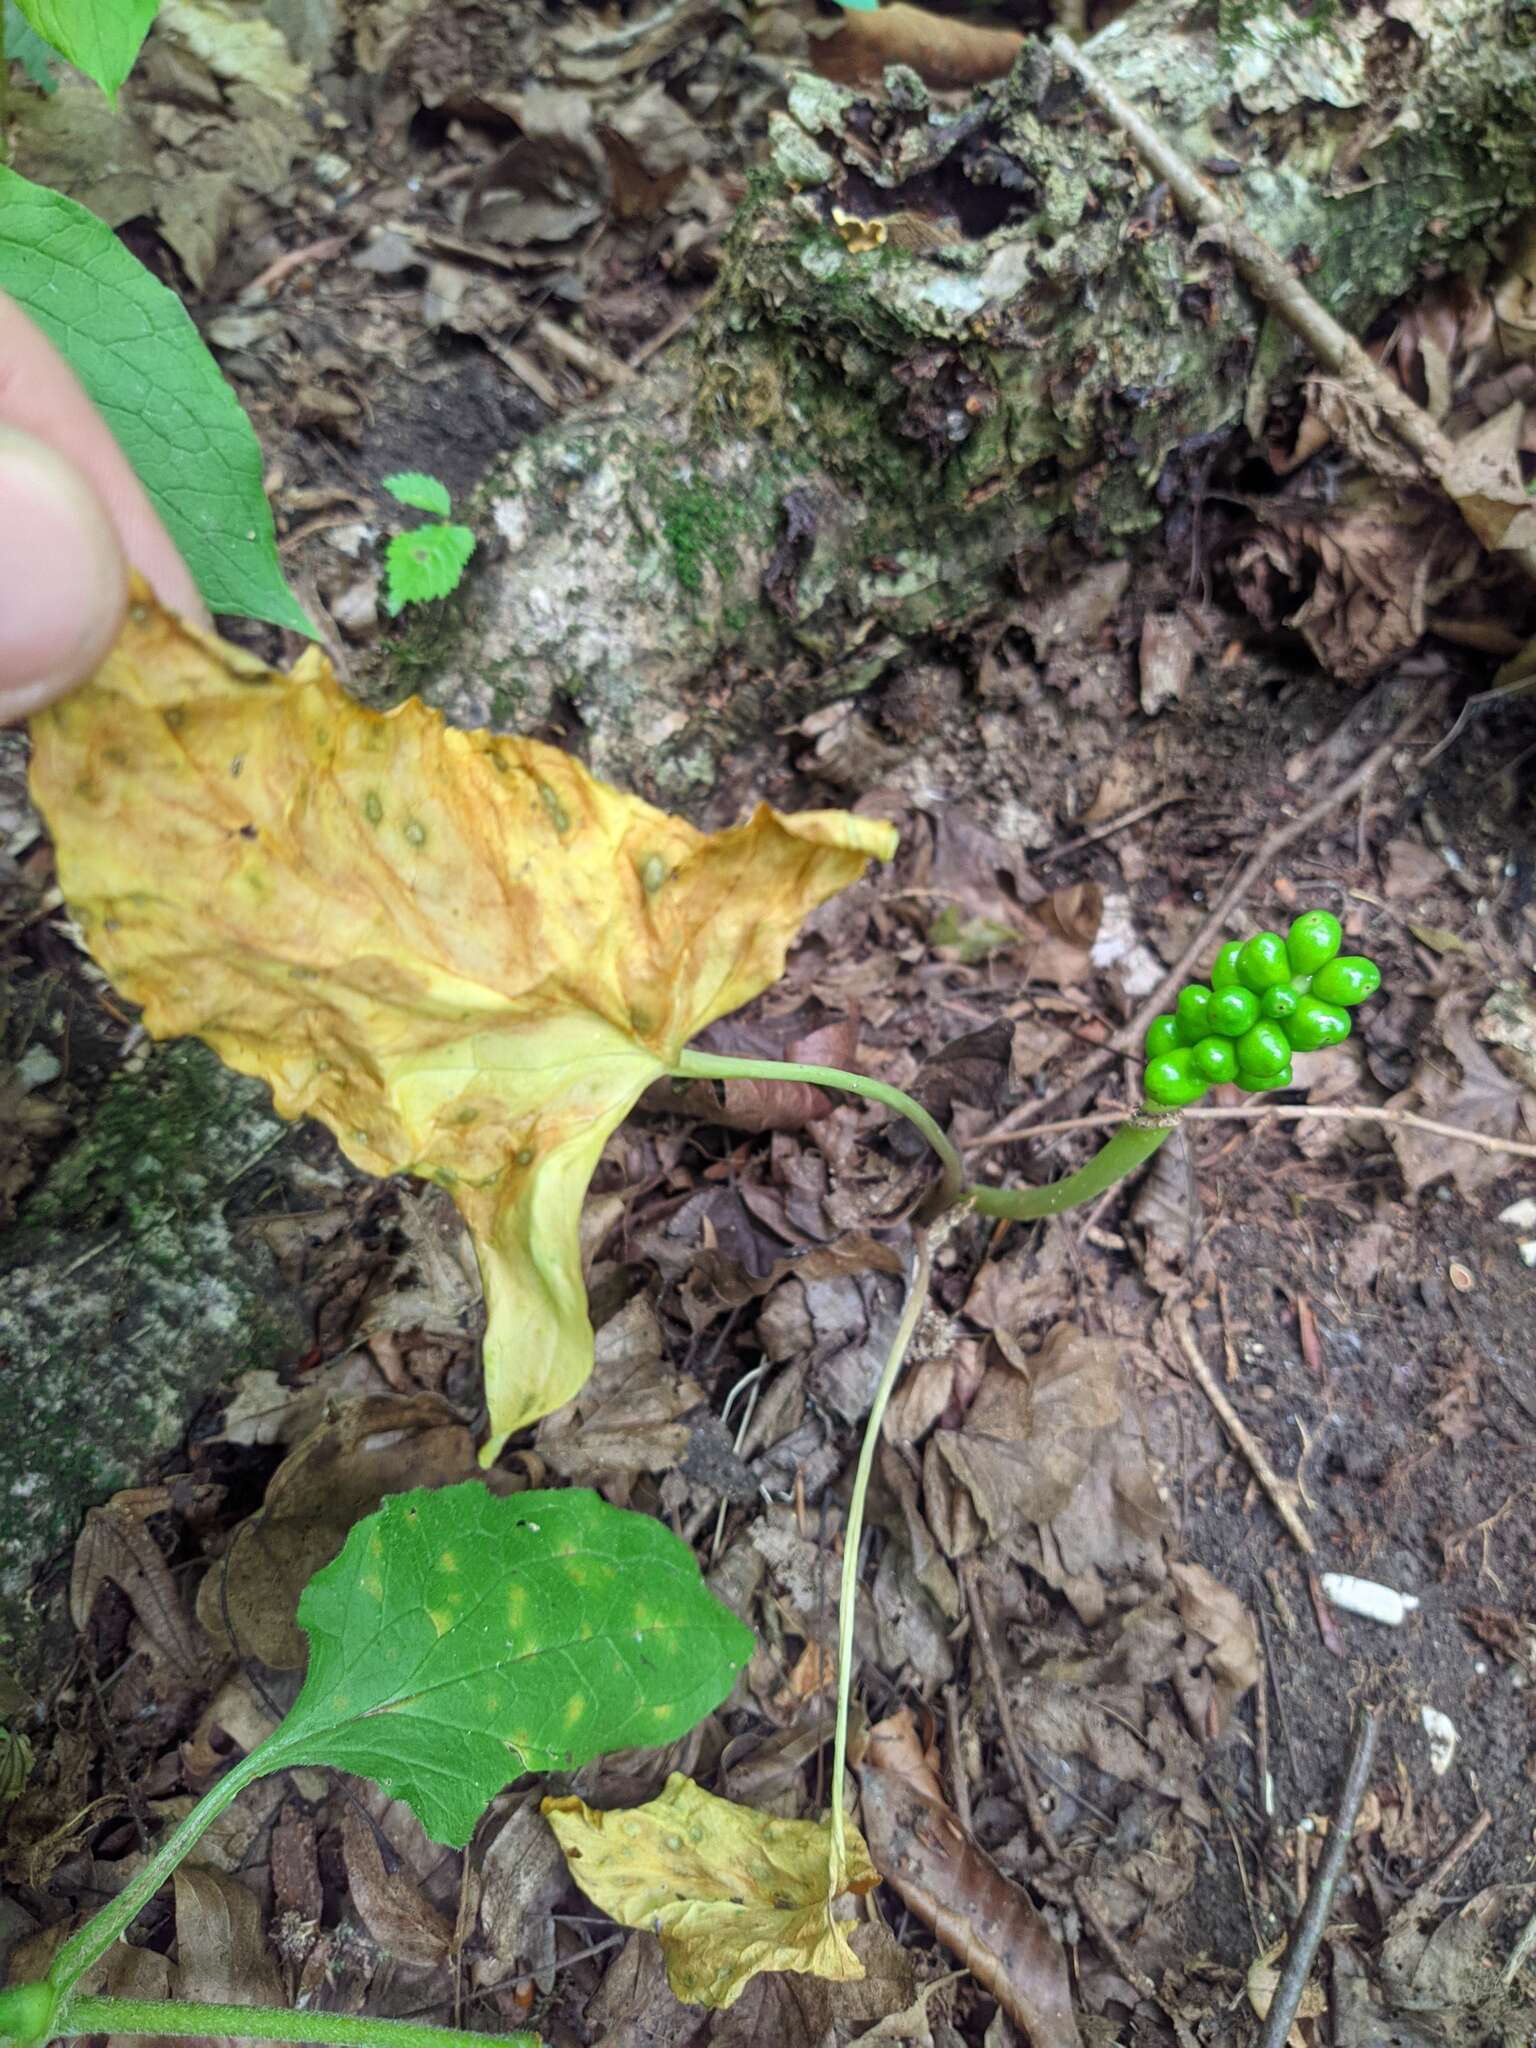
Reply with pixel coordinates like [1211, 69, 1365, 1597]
[6, 0, 1536, 2042]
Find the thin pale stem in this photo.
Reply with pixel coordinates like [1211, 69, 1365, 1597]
[828, 1227, 933, 1882]
[57, 1997, 539, 2048]
[47, 1744, 272, 1995]
[1, 3, 10, 167]
[671, 1048, 966, 1215]
[966, 1107, 1180, 1219]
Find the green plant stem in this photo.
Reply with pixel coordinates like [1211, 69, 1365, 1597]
[46, 1745, 273, 1996]
[828, 1226, 933, 1883]
[671, 1047, 966, 1214]
[56, 1998, 539, 2048]
[966, 1106, 1181, 1219]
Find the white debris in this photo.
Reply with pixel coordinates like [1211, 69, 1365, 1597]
[1497, 1196, 1536, 1229]
[1420, 1705, 1457, 1776]
[1091, 893, 1165, 999]
[1320, 1572, 1421, 1627]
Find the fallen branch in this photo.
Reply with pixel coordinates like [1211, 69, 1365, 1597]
[1044, 32, 1476, 512]
[1168, 1307, 1314, 1556]
[973, 1100, 1536, 1164]
[1256, 1707, 1380, 2048]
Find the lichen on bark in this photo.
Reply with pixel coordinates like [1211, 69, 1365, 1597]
[425, 0, 1536, 795]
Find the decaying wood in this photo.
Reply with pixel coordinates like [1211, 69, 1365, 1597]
[434, 0, 1536, 792]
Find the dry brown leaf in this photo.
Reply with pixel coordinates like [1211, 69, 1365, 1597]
[70, 1503, 208, 1684]
[173, 1865, 284, 2011]
[341, 1806, 455, 1969]
[474, 1801, 567, 1994]
[1385, 988, 1536, 1197]
[812, 5, 1021, 91]
[857, 1711, 1080, 2048]
[195, 1392, 477, 1668]
[927, 1326, 1171, 1615]
[536, 1298, 703, 1498]
[1168, 1560, 1261, 1735]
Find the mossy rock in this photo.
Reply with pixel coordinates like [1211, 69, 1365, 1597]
[0, 1042, 313, 1685]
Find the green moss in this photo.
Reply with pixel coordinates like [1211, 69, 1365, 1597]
[0, 1043, 309, 1676]
[659, 477, 743, 593]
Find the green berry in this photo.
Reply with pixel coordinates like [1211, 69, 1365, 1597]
[1236, 1020, 1291, 1076]
[1236, 1063, 1293, 1094]
[1144, 1049, 1209, 1107]
[1210, 941, 1244, 990]
[1311, 956, 1381, 1007]
[1236, 932, 1291, 992]
[1260, 983, 1300, 1023]
[1209, 985, 1259, 1036]
[1192, 1036, 1238, 1083]
[1145, 1014, 1182, 1058]
[1287, 909, 1342, 975]
[1175, 984, 1214, 1042]
[1288, 995, 1351, 1051]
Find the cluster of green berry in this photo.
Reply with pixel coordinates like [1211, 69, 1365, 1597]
[1143, 911, 1381, 1108]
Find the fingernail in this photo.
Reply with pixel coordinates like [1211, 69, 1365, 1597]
[0, 428, 126, 719]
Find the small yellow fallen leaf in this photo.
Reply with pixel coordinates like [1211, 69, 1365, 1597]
[543, 1773, 878, 2009]
[29, 588, 896, 1458]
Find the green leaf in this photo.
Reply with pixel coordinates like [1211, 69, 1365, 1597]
[4, 0, 60, 91]
[384, 521, 477, 615]
[382, 470, 452, 518]
[0, 167, 310, 635]
[268, 1484, 755, 1847]
[12, 0, 158, 95]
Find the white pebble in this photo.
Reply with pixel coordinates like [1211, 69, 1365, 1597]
[1320, 1572, 1420, 1627]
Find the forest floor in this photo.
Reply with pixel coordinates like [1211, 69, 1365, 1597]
[3, 3, 1536, 2045]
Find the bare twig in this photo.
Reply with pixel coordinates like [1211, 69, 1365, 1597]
[1256, 1707, 1380, 2048]
[1042, 793, 1187, 863]
[1412, 1808, 1493, 1907]
[971, 1099, 1536, 1165]
[1168, 1307, 1314, 1555]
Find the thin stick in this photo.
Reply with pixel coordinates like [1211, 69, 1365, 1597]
[828, 1229, 933, 1882]
[1169, 1306, 1314, 1555]
[943, 1683, 973, 1836]
[1256, 1707, 1380, 2048]
[1415, 1808, 1493, 1902]
[971, 1099, 1536, 1164]
[1041, 793, 1186, 863]
[961, 1559, 1056, 1851]
[959, 1559, 1121, 1834]
[1046, 32, 1458, 485]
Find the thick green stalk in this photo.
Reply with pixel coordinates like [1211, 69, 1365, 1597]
[671, 1047, 966, 1214]
[966, 1107, 1181, 1219]
[828, 1228, 932, 1883]
[46, 1745, 272, 1995]
[56, 1998, 538, 2048]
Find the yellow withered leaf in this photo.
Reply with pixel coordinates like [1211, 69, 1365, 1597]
[28, 588, 896, 1458]
[542, 1773, 879, 2009]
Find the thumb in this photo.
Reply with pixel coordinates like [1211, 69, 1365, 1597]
[0, 427, 127, 722]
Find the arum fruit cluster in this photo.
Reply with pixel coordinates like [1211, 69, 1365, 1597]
[1142, 911, 1382, 1105]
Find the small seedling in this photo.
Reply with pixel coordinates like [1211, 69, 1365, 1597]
[0, 1483, 751, 2048]
[381, 472, 477, 617]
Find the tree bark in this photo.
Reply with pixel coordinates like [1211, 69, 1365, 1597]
[427, 0, 1536, 793]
